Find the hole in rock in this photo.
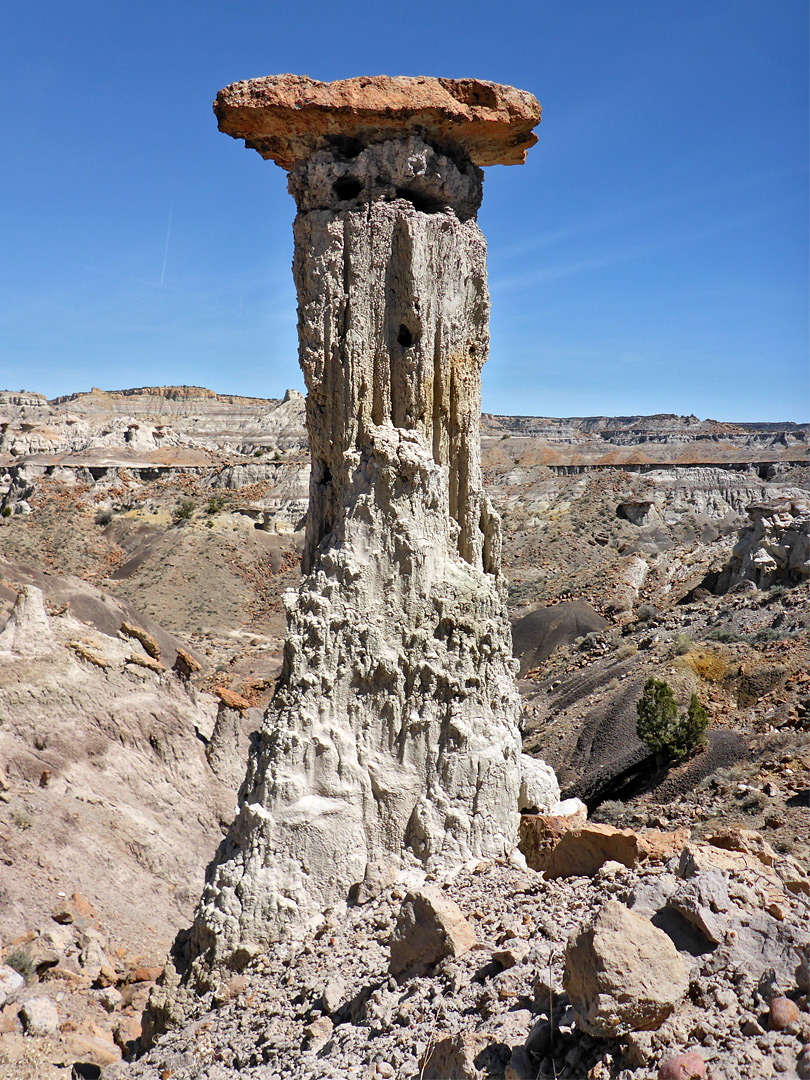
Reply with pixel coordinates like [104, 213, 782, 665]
[397, 325, 415, 348]
[72, 1065, 102, 1080]
[333, 176, 363, 201]
[327, 135, 364, 160]
[651, 908, 718, 957]
[395, 187, 443, 213]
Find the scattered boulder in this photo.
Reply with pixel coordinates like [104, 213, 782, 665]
[544, 823, 643, 878]
[518, 754, 560, 814]
[492, 939, 530, 969]
[518, 799, 587, 872]
[113, 1013, 142, 1052]
[0, 966, 25, 1008]
[419, 1032, 504, 1079]
[119, 620, 161, 659]
[563, 899, 689, 1037]
[389, 887, 477, 975]
[20, 996, 59, 1036]
[321, 976, 345, 1015]
[302, 1015, 332, 1054]
[96, 986, 122, 1013]
[769, 995, 800, 1031]
[657, 1051, 706, 1079]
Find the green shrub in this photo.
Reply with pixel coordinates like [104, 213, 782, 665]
[206, 495, 225, 515]
[636, 678, 708, 760]
[1, 506, 11, 518]
[673, 632, 692, 655]
[6, 946, 34, 979]
[173, 498, 196, 522]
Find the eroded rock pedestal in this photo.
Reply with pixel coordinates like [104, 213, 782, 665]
[189, 76, 556, 967]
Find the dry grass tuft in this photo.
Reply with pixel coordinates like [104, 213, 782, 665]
[681, 647, 729, 684]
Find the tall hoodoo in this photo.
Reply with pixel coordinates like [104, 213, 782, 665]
[192, 75, 556, 964]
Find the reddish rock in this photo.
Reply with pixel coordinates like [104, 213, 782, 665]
[113, 1013, 142, 1052]
[545, 824, 643, 879]
[658, 1051, 706, 1079]
[518, 805, 587, 872]
[119, 621, 160, 659]
[71, 892, 96, 921]
[214, 74, 541, 169]
[128, 965, 163, 984]
[214, 687, 251, 713]
[637, 829, 690, 863]
[769, 995, 800, 1031]
[173, 647, 202, 677]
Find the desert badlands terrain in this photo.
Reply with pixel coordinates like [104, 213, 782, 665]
[0, 385, 808, 1079]
[0, 71, 808, 1080]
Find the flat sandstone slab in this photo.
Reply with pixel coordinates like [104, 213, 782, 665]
[214, 74, 541, 168]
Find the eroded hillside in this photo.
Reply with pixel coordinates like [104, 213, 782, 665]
[0, 387, 808, 1079]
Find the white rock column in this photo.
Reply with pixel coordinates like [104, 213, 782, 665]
[189, 122, 558, 967]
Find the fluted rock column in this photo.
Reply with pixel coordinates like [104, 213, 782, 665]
[191, 75, 558, 963]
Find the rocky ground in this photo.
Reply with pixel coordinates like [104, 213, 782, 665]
[0, 387, 808, 1078]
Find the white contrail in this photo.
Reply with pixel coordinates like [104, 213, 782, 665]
[160, 204, 173, 286]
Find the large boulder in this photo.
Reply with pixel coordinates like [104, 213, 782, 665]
[389, 886, 477, 975]
[563, 899, 689, 1037]
[544, 823, 643, 879]
[518, 798, 587, 872]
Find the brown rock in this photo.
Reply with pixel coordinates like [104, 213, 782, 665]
[518, 805, 587, 872]
[173, 646, 202, 677]
[545, 824, 643, 879]
[128, 964, 163, 984]
[638, 829, 690, 864]
[126, 653, 164, 674]
[58, 1032, 121, 1066]
[113, 1013, 142, 1052]
[419, 1032, 497, 1079]
[214, 687, 251, 713]
[119, 621, 160, 659]
[492, 939, 530, 969]
[657, 1051, 707, 1079]
[705, 827, 776, 866]
[389, 886, 477, 975]
[769, 995, 800, 1031]
[302, 1015, 332, 1053]
[71, 893, 96, 921]
[68, 641, 109, 668]
[564, 899, 690, 1037]
[214, 75, 541, 169]
[798, 1044, 810, 1080]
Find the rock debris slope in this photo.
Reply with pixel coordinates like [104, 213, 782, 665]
[182, 75, 558, 973]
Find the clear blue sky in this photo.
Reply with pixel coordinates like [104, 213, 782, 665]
[2, 1, 808, 420]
